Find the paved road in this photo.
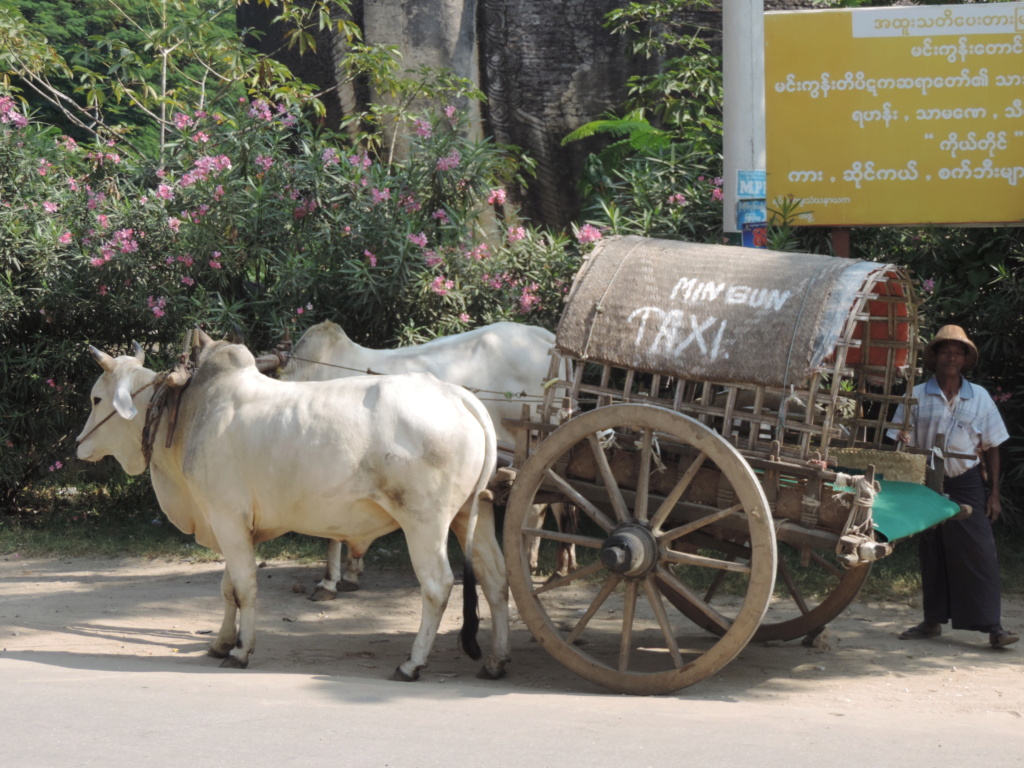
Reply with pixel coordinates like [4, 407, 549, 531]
[3, 652, 1022, 768]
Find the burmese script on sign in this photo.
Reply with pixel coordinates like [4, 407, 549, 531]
[765, 3, 1024, 226]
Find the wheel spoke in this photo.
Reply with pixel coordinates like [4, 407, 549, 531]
[565, 572, 621, 644]
[532, 560, 606, 597]
[521, 527, 604, 550]
[649, 450, 707, 532]
[702, 559, 734, 602]
[657, 503, 743, 544]
[661, 549, 752, 574]
[643, 577, 683, 668]
[655, 565, 731, 635]
[634, 428, 654, 523]
[778, 556, 811, 615]
[809, 549, 843, 580]
[618, 580, 640, 672]
[543, 467, 617, 533]
[586, 433, 631, 523]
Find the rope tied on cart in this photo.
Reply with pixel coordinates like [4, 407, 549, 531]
[832, 472, 882, 544]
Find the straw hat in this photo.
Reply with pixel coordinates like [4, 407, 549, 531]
[922, 325, 978, 372]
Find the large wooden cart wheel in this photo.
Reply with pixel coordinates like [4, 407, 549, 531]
[504, 404, 777, 695]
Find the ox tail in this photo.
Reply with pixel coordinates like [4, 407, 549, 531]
[459, 560, 482, 660]
[456, 388, 497, 663]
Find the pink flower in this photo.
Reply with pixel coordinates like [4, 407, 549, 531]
[249, 99, 272, 121]
[174, 112, 193, 130]
[371, 187, 391, 204]
[59, 232, 73, 244]
[46, 378, 56, 387]
[181, 276, 195, 286]
[487, 188, 506, 205]
[364, 250, 377, 267]
[712, 187, 724, 202]
[436, 150, 461, 172]
[445, 105, 457, 122]
[507, 226, 526, 243]
[414, 118, 432, 138]
[192, 131, 210, 144]
[459, 313, 470, 323]
[99, 285, 108, 295]
[321, 148, 341, 166]
[922, 278, 935, 294]
[43, 201, 59, 213]
[466, 243, 490, 261]
[518, 283, 541, 314]
[668, 193, 688, 206]
[157, 184, 174, 200]
[408, 232, 428, 248]
[432, 209, 449, 224]
[256, 155, 274, 171]
[209, 253, 222, 269]
[89, 257, 105, 267]
[576, 223, 602, 244]
[296, 307, 304, 315]
[424, 251, 443, 267]
[167, 217, 181, 233]
[431, 275, 454, 296]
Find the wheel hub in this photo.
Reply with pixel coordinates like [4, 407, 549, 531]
[600, 522, 659, 577]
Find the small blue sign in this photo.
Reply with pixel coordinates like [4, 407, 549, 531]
[737, 169, 767, 200]
[736, 199, 767, 228]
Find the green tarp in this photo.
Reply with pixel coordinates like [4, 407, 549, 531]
[864, 480, 960, 542]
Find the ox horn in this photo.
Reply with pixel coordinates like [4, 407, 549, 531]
[194, 327, 215, 349]
[132, 340, 145, 363]
[88, 344, 117, 372]
[228, 323, 245, 345]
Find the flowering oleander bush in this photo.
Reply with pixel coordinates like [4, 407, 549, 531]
[0, 88, 588, 509]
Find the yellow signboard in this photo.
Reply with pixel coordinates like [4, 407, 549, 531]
[765, 3, 1024, 227]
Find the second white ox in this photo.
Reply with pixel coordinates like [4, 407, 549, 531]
[76, 331, 510, 681]
[277, 320, 574, 598]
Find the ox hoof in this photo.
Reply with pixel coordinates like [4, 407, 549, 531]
[337, 579, 360, 593]
[390, 665, 421, 682]
[308, 586, 337, 602]
[206, 645, 231, 659]
[219, 655, 249, 669]
[476, 664, 508, 681]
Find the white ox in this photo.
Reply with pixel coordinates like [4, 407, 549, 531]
[76, 332, 510, 681]
[276, 320, 574, 597]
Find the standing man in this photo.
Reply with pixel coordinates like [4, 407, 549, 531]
[889, 325, 1017, 648]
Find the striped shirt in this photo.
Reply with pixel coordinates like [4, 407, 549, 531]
[887, 377, 1009, 478]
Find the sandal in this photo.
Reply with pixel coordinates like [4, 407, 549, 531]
[899, 623, 941, 640]
[990, 628, 1019, 649]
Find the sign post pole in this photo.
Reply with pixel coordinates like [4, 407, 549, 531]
[723, 0, 767, 239]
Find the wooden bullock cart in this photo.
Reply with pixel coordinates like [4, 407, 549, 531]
[497, 235, 960, 695]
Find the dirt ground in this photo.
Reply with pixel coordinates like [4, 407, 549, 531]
[2, 554, 1023, 710]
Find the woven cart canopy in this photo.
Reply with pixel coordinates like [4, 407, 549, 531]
[556, 235, 898, 388]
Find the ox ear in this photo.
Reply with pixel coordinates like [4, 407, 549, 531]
[89, 345, 117, 373]
[132, 341, 145, 363]
[112, 376, 138, 420]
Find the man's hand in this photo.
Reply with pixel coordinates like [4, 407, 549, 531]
[986, 493, 1002, 523]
